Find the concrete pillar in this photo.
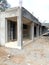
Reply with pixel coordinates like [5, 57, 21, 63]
[40, 27, 42, 35]
[17, 8, 23, 49]
[30, 23, 34, 41]
[36, 25, 39, 37]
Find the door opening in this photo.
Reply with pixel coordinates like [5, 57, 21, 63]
[8, 21, 17, 41]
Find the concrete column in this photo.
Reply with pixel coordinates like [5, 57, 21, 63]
[17, 8, 23, 49]
[40, 27, 42, 35]
[30, 23, 34, 41]
[36, 25, 39, 37]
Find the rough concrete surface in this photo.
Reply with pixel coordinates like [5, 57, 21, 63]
[0, 36, 49, 65]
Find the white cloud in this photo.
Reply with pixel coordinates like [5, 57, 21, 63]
[7, 0, 49, 23]
[7, 0, 19, 7]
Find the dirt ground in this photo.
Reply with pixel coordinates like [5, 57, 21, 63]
[0, 36, 49, 65]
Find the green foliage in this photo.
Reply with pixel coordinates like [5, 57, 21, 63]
[0, 0, 10, 11]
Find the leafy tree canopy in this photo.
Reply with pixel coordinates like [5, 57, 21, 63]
[0, 0, 10, 11]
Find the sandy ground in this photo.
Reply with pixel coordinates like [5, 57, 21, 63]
[0, 36, 49, 65]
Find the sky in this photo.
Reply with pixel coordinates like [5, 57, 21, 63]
[7, 0, 49, 23]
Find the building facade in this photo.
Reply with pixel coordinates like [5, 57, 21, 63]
[0, 7, 47, 49]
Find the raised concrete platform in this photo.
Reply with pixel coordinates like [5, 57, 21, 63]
[5, 39, 32, 49]
[5, 41, 21, 49]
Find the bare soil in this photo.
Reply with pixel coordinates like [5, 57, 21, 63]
[0, 36, 49, 65]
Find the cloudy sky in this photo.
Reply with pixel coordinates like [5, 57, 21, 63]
[7, 0, 49, 23]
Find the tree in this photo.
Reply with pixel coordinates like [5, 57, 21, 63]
[0, 0, 10, 11]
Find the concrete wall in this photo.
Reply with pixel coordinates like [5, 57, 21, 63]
[0, 12, 6, 45]
[5, 7, 19, 18]
[0, 7, 42, 47]
[0, 7, 19, 46]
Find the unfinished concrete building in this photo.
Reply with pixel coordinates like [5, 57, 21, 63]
[0, 7, 47, 49]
